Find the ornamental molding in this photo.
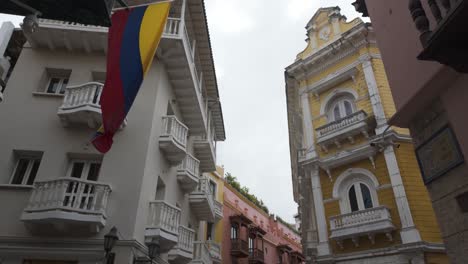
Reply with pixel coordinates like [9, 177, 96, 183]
[319, 87, 359, 115]
[299, 144, 378, 181]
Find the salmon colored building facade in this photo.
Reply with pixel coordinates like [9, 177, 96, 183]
[222, 184, 304, 264]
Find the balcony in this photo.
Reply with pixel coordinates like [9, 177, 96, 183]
[248, 249, 265, 263]
[159, 116, 189, 164]
[315, 110, 374, 152]
[410, 0, 468, 73]
[168, 226, 195, 264]
[23, 0, 223, 140]
[214, 200, 223, 222]
[207, 241, 221, 264]
[146, 200, 181, 252]
[329, 206, 395, 248]
[231, 238, 249, 258]
[57, 82, 103, 128]
[177, 153, 200, 193]
[21, 178, 111, 233]
[193, 131, 216, 172]
[192, 241, 213, 264]
[189, 178, 215, 222]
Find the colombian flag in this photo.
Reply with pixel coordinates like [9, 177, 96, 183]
[92, 2, 171, 153]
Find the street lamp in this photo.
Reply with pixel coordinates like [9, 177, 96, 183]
[104, 226, 119, 264]
[133, 240, 160, 264]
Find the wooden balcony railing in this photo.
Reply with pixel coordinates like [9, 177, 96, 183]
[231, 238, 249, 256]
[249, 249, 265, 262]
[409, 0, 468, 72]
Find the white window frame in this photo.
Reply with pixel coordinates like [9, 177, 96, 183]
[45, 76, 69, 95]
[347, 182, 374, 212]
[66, 159, 102, 181]
[9, 156, 41, 185]
[209, 179, 217, 200]
[327, 95, 356, 122]
[333, 168, 380, 214]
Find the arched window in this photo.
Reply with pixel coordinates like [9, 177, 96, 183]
[347, 182, 374, 212]
[333, 168, 380, 214]
[327, 94, 356, 122]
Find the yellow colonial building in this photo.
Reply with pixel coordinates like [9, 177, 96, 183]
[285, 7, 448, 264]
[198, 166, 225, 263]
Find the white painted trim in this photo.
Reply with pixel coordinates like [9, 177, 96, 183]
[301, 93, 317, 159]
[310, 167, 330, 256]
[332, 168, 380, 213]
[332, 168, 379, 198]
[302, 63, 359, 96]
[360, 55, 387, 133]
[383, 146, 421, 244]
[319, 88, 359, 116]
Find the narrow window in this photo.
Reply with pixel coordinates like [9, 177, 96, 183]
[209, 180, 216, 199]
[333, 105, 341, 120]
[10, 155, 42, 185]
[344, 100, 353, 116]
[231, 225, 238, 239]
[348, 185, 359, 212]
[206, 222, 214, 240]
[360, 183, 373, 209]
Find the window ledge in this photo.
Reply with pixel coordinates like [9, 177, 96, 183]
[0, 184, 34, 190]
[32, 92, 64, 98]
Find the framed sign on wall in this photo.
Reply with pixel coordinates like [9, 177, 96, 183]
[416, 125, 464, 184]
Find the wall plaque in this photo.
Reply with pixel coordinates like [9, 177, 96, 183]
[416, 126, 464, 184]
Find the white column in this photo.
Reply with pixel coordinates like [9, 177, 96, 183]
[383, 146, 421, 244]
[301, 92, 317, 159]
[361, 55, 387, 134]
[310, 166, 330, 256]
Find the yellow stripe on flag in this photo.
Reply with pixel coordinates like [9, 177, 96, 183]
[139, 2, 171, 75]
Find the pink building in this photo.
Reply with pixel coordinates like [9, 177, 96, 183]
[352, 1, 468, 262]
[222, 184, 304, 264]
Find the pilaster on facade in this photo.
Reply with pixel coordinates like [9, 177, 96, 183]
[360, 54, 387, 134]
[382, 146, 421, 244]
[309, 166, 331, 257]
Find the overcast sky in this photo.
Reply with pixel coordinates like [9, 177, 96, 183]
[204, 0, 365, 222]
[0, 0, 364, 223]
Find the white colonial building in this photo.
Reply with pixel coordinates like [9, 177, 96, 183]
[0, 0, 225, 263]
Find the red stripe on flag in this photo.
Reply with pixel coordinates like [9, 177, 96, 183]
[92, 10, 131, 153]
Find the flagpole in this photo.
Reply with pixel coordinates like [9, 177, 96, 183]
[112, 0, 175, 11]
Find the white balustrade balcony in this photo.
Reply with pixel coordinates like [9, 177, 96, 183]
[192, 241, 213, 264]
[159, 116, 189, 164]
[329, 206, 395, 248]
[189, 178, 215, 222]
[146, 200, 181, 252]
[193, 129, 216, 173]
[207, 241, 221, 264]
[315, 110, 375, 152]
[21, 178, 111, 233]
[214, 200, 223, 222]
[177, 153, 200, 193]
[25, 2, 214, 138]
[57, 82, 103, 128]
[168, 226, 196, 264]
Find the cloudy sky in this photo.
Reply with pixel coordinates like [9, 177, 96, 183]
[0, 0, 364, 222]
[203, 0, 365, 222]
